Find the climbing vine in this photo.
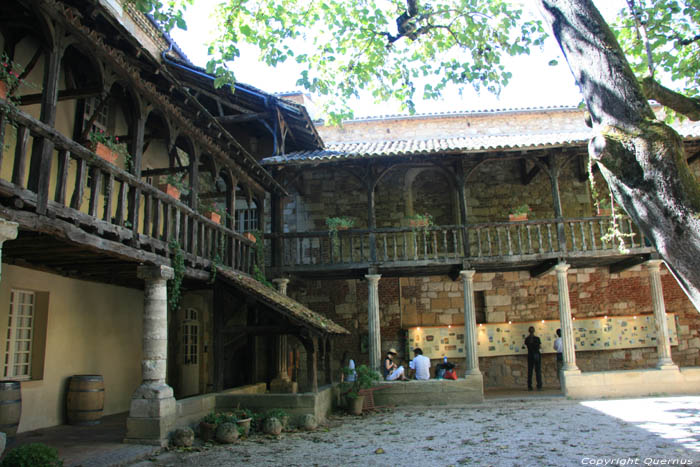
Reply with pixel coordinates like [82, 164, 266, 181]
[252, 230, 275, 289]
[168, 239, 185, 311]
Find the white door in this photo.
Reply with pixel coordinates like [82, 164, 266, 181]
[180, 308, 200, 397]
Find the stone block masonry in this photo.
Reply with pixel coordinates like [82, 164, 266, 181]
[287, 264, 700, 388]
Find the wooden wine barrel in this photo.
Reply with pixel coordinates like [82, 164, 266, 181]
[0, 381, 21, 437]
[66, 375, 104, 425]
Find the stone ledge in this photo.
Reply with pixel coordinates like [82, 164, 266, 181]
[563, 367, 700, 399]
[373, 376, 484, 406]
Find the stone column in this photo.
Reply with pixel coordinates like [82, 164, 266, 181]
[366, 274, 382, 372]
[555, 263, 579, 372]
[270, 278, 296, 393]
[645, 260, 677, 370]
[126, 264, 175, 446]
[0, 219, 18, 282]
[460, 270, 481, 376]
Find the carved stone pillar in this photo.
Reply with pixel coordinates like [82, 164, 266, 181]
[0, 219, 18, 282]
[460, 270, 481, 376]
[366, 274, 382, 372]
[555, 263, 579, 373]
[645, 260, 677, 370]
[126, 265, 176, 446]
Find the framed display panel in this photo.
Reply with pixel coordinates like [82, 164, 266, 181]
[407, 314, 678, 359]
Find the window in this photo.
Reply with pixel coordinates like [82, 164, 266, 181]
[182, 308, 199, 365]
[4, 290, 34, 379]
[237, 208, 259, 232]
[83, 96, 109, 134]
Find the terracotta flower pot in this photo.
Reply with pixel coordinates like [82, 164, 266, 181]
[349, 395, 365, 415]
[87, 141, 119, 165]
[199, 421, 216, 442]
[204, 211, 221, 224]
[0, 81, 7, 100]
[409, 219, 430, 228]
[596, 208, 611, 217]
[243, 232, 256, 243]
[236, 417, 252, 437]
[157, 183, 181, 200]
[509, 214, 528, 222]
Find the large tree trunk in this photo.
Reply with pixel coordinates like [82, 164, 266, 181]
[538, 0, 700, 310]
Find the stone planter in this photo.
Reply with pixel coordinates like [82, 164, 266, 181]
[349, 395, 365, 415]
[86, 142, 119, 165]
[263, 417, 283, 435]
[216, 422, 239, 443]
[198, 421, 216, 442]
[236, 417, 252, 437]
[508, 214, 528, 222]
[157, 183, 181, 200]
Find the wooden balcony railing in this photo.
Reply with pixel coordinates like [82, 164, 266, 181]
[267, 217, 650, 269]
[0, 102, 255, 274]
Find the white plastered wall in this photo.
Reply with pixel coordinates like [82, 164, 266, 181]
[0, 265, 143, 432]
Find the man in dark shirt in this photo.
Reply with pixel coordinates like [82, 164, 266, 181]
[524, 326, 543, 390]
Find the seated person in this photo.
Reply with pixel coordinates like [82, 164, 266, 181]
[383, 348, 408, 381]
[409, 347, 431, 380]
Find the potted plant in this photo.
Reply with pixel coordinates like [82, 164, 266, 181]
[243, 231, 257, 243]
[325, 216, 355, 232]
[233, 407, 253, 436]
[342, 364, 381, 415]
[158, 174, 188, 201]
[200, 201, 223, 224]
[509, 203, 531, 222]
[407, 213, 433, 229]
[86, 129, 130, 166]
[596, 198, 612, 217]
[199, 412, 218, 442]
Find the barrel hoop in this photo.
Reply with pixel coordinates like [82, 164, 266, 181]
[0, 383, 21, 389]
[0, 422, 19, 429]
[71, 376, 103, 381]
[0, 399, 21, 405]
[70, 420, 101, 426]
[69, 388, 104, 393]
[68, 408, 103, 413]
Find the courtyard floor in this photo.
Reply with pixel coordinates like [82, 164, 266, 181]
[127, 394, 700, 467]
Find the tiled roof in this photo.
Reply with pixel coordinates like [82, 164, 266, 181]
[262, 130, 594, 165]
[262, 120, 700, 166]
[217, 269, 349, 335]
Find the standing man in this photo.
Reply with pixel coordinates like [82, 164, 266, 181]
[553, 329, 563, 386]
[409, 348, 431, 380]
[524, 326, 542, 390]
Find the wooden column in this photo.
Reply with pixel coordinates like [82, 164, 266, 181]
[271, 193, 284, 267]
[365, 273, 382, 372]
[555, 263, 579, 372]
[645, 260, 678, 370]
[456, 171, 470, 257]
[27, 44, 62, 214]
[213, 283, 225, 392]
[548, 154, 567, 253]
[128, 110, 146, 239]
[188, 152, 200, 210]
[226, 176, 237, 267]
[460, 270, 480, 375]
[366, 165, 378, 263]
[324, 338, 333, 384]
[302, 336, 318, 393]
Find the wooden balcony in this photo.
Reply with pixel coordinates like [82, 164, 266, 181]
[266, 217, 656, 279]
[0, 102, 255, 285]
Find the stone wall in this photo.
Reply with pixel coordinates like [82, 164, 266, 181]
[286, 264, 700, 389]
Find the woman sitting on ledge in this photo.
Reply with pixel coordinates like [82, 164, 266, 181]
[383, 348, 409, 381]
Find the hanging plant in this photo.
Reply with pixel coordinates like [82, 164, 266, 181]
[168, 239, 185, 311]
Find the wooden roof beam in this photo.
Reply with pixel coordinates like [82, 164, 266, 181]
[216, 112, 271, 124]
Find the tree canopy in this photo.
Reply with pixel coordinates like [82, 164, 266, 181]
[136, 0, 700, 310]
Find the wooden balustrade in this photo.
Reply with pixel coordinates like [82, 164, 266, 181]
[268, 217, 650, 269]
[0, 102, 255, 274]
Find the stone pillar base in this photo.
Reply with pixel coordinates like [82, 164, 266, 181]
[464, 368, 482, 377]
[125, 383, 176, 445]
[657, 361, 679, 371]
[270, 377, 298, 394]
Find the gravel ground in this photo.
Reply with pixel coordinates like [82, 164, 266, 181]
[135, 396, 700, 467]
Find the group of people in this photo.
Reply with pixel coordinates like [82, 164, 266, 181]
[345, 326, 564, 388]
[525, 326, 563, 390]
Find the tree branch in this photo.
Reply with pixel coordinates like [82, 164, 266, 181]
[641, 77, 700, 121]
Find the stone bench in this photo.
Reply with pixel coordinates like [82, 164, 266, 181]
[372, 374, 484, 407]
